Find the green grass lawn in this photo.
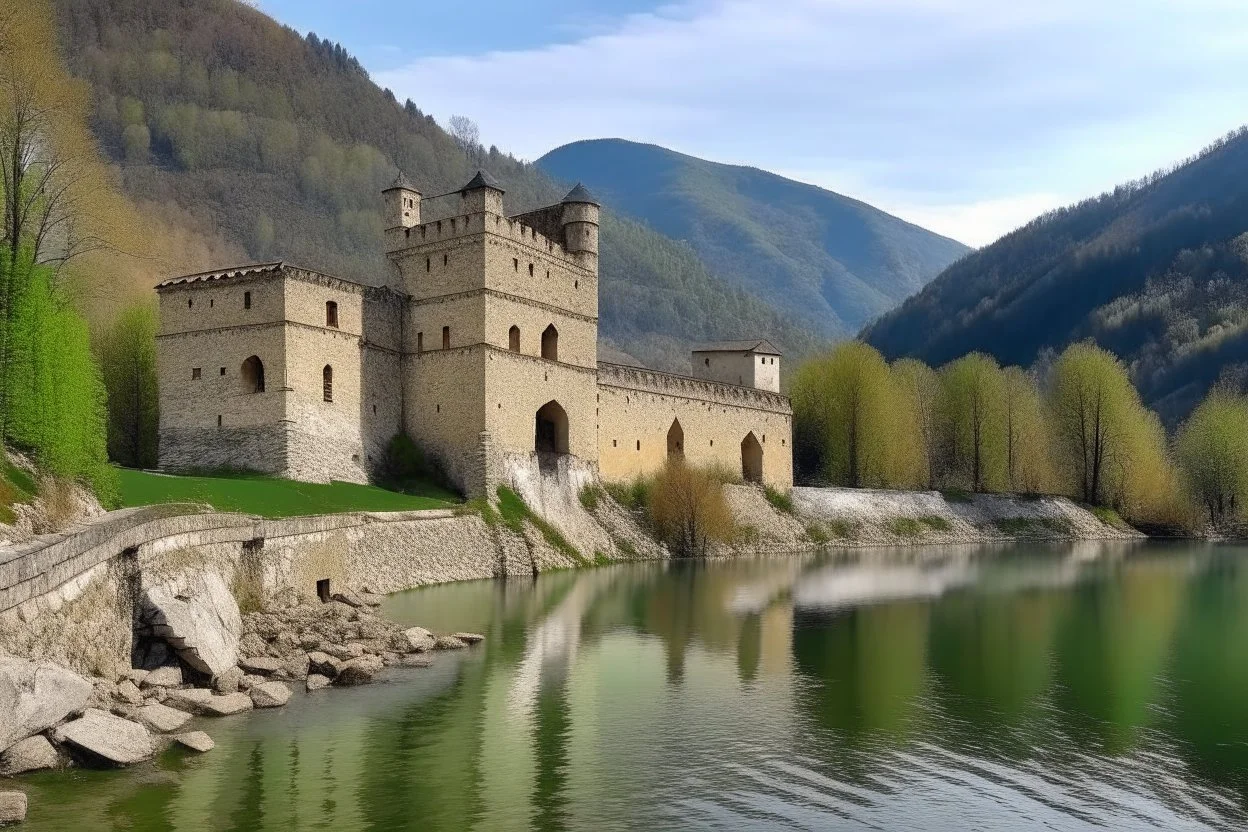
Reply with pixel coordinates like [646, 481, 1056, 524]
[117, 468, 460, 518]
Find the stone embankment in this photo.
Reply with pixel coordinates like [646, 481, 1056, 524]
[0, 583, 481, 825]
[722, 485, 1142, 552]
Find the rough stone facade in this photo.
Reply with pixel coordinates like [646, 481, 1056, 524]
[156, 172, 794, 495]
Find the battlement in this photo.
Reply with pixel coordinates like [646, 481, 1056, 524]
[388, 209, 596, 272]
[597, 362, 792, 415]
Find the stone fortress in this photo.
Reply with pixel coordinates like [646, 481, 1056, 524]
[155, 172, 793, 497]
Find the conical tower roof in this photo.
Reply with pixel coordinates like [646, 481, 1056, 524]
[385, 170, 418, 192]
[561, 182, 600, 206]
[462, 169, 503, 191]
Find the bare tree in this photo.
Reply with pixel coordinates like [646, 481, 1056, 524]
[447, 114, 480, 157]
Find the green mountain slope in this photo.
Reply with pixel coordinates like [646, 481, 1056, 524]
[52, 0, 824, 372]
[862, 126, 1248, 424]
[538, 139, 970, 338]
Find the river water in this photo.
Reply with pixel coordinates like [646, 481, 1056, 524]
[14, 541, 1248, 830]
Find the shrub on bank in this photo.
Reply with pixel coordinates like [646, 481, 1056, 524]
[647, 460, 734, 557]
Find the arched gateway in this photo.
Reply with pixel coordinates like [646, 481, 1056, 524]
[741, 432, 763, 483]
[535, 400, 569, 455]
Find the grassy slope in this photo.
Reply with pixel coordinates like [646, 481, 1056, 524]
[539, 139, 969, 338]
[117, 468, 458, 518]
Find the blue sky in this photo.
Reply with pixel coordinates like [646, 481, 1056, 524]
[258, 0, 1248, 247]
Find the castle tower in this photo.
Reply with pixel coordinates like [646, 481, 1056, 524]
[560, 183, 600, 267]
[382, 172, 421, 250]
[386, 171, 600, 496]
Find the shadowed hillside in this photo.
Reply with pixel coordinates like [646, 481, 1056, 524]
[863, 126, 1248, 424]
[539, 139, 969, 338]
[52, 0, 825, 372]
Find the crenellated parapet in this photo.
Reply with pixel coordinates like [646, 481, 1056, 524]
[597, 361, 792, 415]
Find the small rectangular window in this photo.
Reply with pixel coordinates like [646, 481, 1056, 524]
[244, 291, 251, 309]
[217, 415, 222, 427]
[417, 332, 423, 353]
[442, 326, 450, 349]
[191, 368, 201, 380]
[219, 367, 226, 376]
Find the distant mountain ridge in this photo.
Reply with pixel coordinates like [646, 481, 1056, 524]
[51, 0, 827, 373]
[539, 139, 970, 338]
[863, 126, 1248, 424]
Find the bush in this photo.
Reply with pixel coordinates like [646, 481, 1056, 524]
[763, 485, 794, 514]
[647, 461, 734, 557]
[578, 483, 603, 511]
[379, 433, 447, 494]
[605, 477, 650, 512]
[805, 523, 830, 545]
[887, 517, 924, 537]
[918, 515, 952, 532]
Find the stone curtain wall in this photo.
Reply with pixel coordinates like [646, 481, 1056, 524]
[596, 362, 794, 487]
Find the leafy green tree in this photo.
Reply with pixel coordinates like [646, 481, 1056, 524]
[99, 301, 159, 469]
[892, 358, 941, 489]
[4, 260, 116, 501]
[792, 341, 898, 487]
[1175, 389, 1248, 527]
[1002, 366, 1051, 493]
[1047, 342, 1174, 514]
[939, 353, 1006, 492]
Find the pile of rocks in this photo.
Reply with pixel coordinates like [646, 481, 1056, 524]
[232, 588, 482, 691]
[0, 588, 482, 826]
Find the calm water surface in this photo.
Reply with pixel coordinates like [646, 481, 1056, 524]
[15, 542, 1248, 830]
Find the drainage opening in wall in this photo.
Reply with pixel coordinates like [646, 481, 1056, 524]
[317, 579, 331, 603]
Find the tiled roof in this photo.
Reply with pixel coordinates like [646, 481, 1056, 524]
[462, 169, 503, 191]
[155, 262, 284, 289]
[562, 183, 600, 205]
[385, 171, 418, 192]
[691, 339, 782, 356]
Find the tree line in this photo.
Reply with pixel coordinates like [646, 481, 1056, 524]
[791, 341, 1210, 527]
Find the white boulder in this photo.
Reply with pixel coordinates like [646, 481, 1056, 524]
[0, 735, 59, 776]
[142, 571, 242, 677]
[53, 708, 153, 766]
[0, 657, 92, 752]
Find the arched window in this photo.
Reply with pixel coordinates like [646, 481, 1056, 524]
[508, 325, 520, 352]
[241, 356, 265, 393]
[667, 419, 684, 459]
[326, 301, 338, 328]
[541, 324, 558, 361]
[535, 400, 569, 455]
[741, 432, 763, 484]
[323, 365, 333, 402]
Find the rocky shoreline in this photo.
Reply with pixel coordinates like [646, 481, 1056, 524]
[0, 587, 481, 826]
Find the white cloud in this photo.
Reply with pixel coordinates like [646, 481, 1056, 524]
[375, 0, 1248, 244]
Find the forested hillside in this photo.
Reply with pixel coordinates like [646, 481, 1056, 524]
[539, 139, 969, 338]
[51, 0, 824, 371]
[863, 127, 1248, 423]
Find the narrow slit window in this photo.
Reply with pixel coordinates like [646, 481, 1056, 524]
[417, 331, 424, 353]
[323, 365, 333, 402]
[244, 291, 251, 309]
[442, 326, 450, 349]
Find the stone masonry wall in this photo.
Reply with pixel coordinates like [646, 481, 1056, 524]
[596, 362, 794, 487]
